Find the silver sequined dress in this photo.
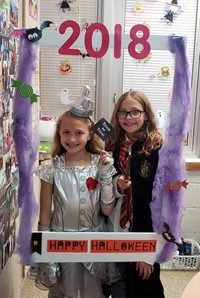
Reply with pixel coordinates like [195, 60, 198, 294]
[32, 153, 119, 298]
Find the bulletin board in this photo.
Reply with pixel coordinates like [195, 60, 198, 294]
[0, 0, 19, 273]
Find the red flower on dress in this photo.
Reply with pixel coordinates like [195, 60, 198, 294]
[86, 177, 98, 191]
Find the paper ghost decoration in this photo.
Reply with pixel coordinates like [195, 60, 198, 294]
[60, 88, 72, 105]
[156, 110, 165, 129]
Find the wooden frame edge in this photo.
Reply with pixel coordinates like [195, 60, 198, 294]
[186, 162, 200, 171]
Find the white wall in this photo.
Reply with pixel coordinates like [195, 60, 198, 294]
[182, 171, 200, 243]
[0, 251, 23, 298]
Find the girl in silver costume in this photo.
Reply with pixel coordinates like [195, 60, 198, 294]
[28, 87, 119, 298]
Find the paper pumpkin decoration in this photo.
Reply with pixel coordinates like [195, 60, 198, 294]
[59, 60, 72, 74]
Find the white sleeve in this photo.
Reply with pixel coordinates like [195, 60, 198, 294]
[34, 159, 54, 185]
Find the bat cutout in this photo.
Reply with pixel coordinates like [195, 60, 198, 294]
[80, 52, 91, 58]
[162, 223, 183, 251]
[11, 21, 53, 42]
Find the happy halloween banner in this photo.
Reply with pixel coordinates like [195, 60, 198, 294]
[31, 232, 166, 263]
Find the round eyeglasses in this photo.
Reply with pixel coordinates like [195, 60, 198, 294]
[116, 109, 144, 119]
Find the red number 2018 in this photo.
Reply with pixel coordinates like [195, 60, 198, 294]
[58, 20, 150, 59]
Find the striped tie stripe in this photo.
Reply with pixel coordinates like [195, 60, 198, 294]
[118, 138, 137, 229]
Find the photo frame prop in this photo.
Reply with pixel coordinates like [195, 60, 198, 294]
[31, 231, 166, 263]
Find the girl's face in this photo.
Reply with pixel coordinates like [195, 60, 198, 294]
[59, 117, 91, 156]
[118, 95, 146, 139]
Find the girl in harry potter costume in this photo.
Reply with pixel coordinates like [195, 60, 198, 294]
[104, 90, 165, 298]
[28, 86, 120, 298]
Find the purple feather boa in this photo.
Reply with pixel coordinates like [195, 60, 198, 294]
[150, 36, 191, 263]
[13, 36, 39, 264]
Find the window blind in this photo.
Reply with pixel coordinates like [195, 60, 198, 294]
[122, 1, 198, 138]
[40, 0, 98, 117]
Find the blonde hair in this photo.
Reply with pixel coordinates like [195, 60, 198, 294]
[106, 90, 163, 154]
[51, 111, 103, 157]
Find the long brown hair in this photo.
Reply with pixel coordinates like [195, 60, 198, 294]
[51, 111, 103, 157]
[106, 90, 163, 154]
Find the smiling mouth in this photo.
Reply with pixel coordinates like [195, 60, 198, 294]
[124, 122, 136, 126]
[67, 144, 79, 147]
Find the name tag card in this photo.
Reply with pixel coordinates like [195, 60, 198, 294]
[31, 232, 166, 263]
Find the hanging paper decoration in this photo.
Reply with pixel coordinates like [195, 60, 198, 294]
[165, 179, 188, 191]
[149, 74, 156, 80]
[143, 21, 150, 28]
[150, 36, 191, 263]
[156, 110, 165, 129]
[11, 21, 53, 42]
[168, 88, 173, 97]
[58, 0, 79, 13]
[59, 59, 72, 74]
[162, 223, 183, 251]
[71, 6, 79, 14]
[162, 0, 185, 23]
[137, 51, 152, 63]
[159, 65, 171, 77]
[12, 80, 39, 103]
[58, 0, 71, 11]
[133, 3, 144, 13]
[149, 66, 171, 80]
[81, 18, 91, 31]
[60, 88, 72, 105]
[13, 36, 39, 264]
[80, 51, 90, 58]
[184, 133, 188, 146]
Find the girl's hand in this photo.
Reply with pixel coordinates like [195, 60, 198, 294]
[99, 150, 115, 178]
[136, 262, 154, 280]
[100, 150, 113, 165]
[117, 175, 131, 190]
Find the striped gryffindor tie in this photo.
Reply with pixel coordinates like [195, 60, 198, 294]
[118, 137, 137, 229]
